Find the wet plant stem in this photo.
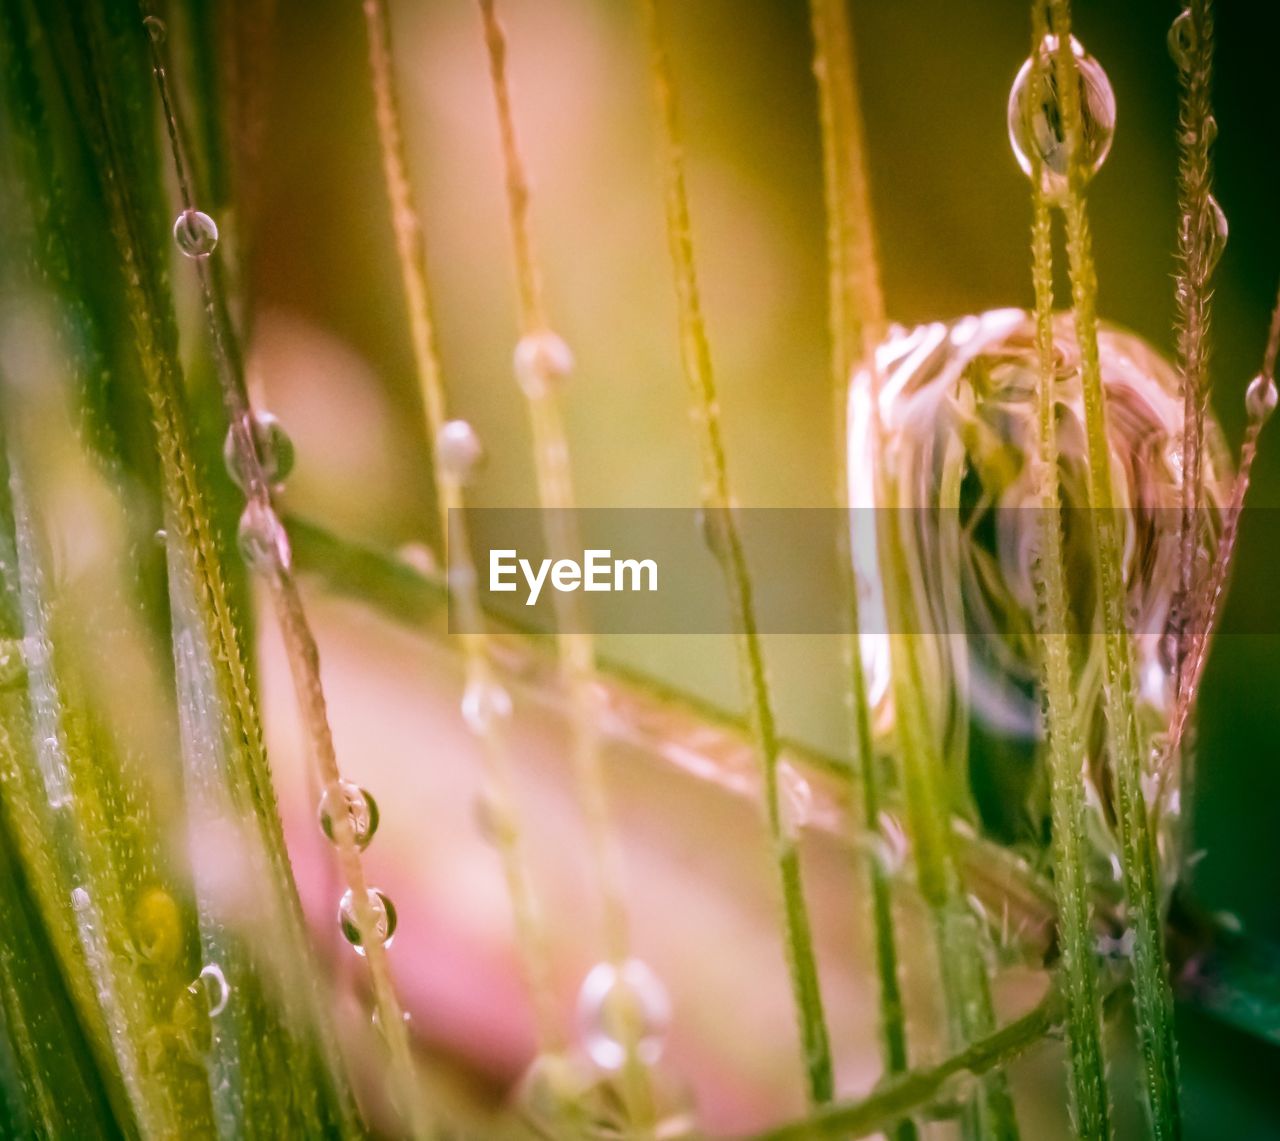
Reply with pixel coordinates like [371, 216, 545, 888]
[638, 0, 833, 1106]
[142, 19, 428, 1137]
[750, 988, 1068, 1141]
[360, 0, 560, 1056]
[806, 0, 913, 1127]
[1171, 0, 1216, 851]
[476, 0, 653, 1125]
[1024, 9, 1112, 1134]
[1049, 2, 1182, 1136]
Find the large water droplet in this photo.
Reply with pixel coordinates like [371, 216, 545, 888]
[338, 888, 398, 956]
[318, 780, 380, 850]
[1168, 10, 1196, 72]
[436, 419, 485, 485]
[577, 958, 671, 1071]
[1181, 194, 1228, 284]
[513, 330, 574, 398]
[1008, 34, 1116, 202]
[461, 677, 513, 734]
[1246, 374, 1278, 425]
[142, 14, 166, 43]
[173, 209, 219, 258]
[191, 963, 229, 1017]
[224, 411, 295, 492]
[236, 500, 291, 575]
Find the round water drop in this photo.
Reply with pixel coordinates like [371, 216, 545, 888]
[1007, 35, 1116, 202]
[513, 330, 574, 398]
[142, 14, 166, 43]
[236, 500, 291, 575]
[577, 958, 671, 1071]
[190, 963, 229, 1017]
[173, 208, 219, 258]
[436, 419, 485, 485]
[1246, 374, 1278, 425]
[461, 677, 513, 734]
[1168, 9, 1196, 72]
[224, 411, 295, 492]
[338, 888, 397, 955]
[318, 780, 380, 851]
[1182, 194, 1228, 283]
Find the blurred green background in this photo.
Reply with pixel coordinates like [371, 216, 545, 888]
[236, 0, 1279, 1133]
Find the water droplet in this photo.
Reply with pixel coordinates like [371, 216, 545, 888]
[1168, 10, 1195, 71]
[173, 209, 219, 258]
[236, 500, 291, 575]
[153, 528, 167, 545]
[1181, 194, 1228, 283]
[461, 677, 512, 734]
[1008, 34, 1116, 202]
[223, 411, 295, 492]
[397, 542, 437, 576]
[862, 811, 909, 878]
[1246, 374, 1278, 425]
[190, 963, 229, 1017]
[513, 330, 574, 398]
[142, 13, 166, 43]
[131, 887, 182, 967]
[338, 888, 398, 955]
[577, 958, 671, 1071]
[318, 780, 380, 850]
[435, 419, 485, 485]
[777, 761, 812, 838]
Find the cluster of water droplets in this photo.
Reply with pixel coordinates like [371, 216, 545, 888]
[1007, 33, 1116, 202]
[319, 783, 395, 954]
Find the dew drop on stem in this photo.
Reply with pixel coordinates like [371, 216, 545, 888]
[236, 500, 291, 576]
[190, 963, 229, 1018]
[513, 330, 574, 398]
[1182, 194, 1228, 284]
[338, 888, 398, 955]
[318, 780, 380, 851]
[577, 958, 671, 1071]
[1246, 374, 1278, 425]
[142, 14, 165, 43]
[461, 677, 513, 734]
[224, 411, 295, 492]
[173, 208, 219, 258]
[436, 419, 485, 485]
[1007, 34, 1116, 202]
[1168, 9, 1196, 72]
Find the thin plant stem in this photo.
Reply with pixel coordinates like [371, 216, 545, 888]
[1024, 9, 1112, 1135]
[748, 988, 1068, 1141]
[1048, 3, 1182, 1135]
[805, 0, 913, 1127]
[141, 17, 429, 1137]
[475, 0, 653, 1124]
[359, 0, 561, 1056]
[1162, 282, 1280, 770]
[637, 0, 833, 1106]
[1171, 0, 1217, 851]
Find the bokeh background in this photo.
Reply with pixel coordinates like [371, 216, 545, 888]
[215, 0, 1280, 1134]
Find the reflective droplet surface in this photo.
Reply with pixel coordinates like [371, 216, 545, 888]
[577, 958, 671, 1071]
[513, 330, 574, 398]
[1008, 35, 1116, 201]
[319, 780, 380, 851]
[436, 419, 485, 485]
[1181, 194, 1228, 284]
[1168, 10, 1195, 72]
[1246, 374, 1278, 425]
[236, 500, 291, 575]
[338, 888, 398, 955]
[173, 209, 219, 258]
[224, 411, 295, 491]
[142, 14, 166, 43]
[461, 677, 512, 734]
[190, 963, 229, 1018]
